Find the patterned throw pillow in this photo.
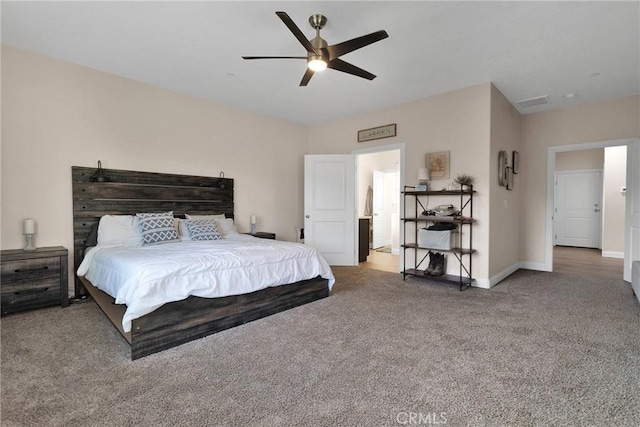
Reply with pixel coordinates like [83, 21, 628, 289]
[185, 219, 222, 241]
[136, 212, 179, 245]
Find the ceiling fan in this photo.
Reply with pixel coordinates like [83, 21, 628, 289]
[242, 11, 388, 86]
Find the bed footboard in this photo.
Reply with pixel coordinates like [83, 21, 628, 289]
[81, 276, 329, 360]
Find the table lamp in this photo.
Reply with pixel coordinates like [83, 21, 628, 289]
[250, 214, 257, 235]
[23, 218, 36, 251]
[417, 168, 430, 191]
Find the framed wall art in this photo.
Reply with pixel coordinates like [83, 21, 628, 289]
[498, 150, 508, 186]
[506, 166, 514, 190]
[512, 151, 519, 174]
[426, 151, 450, 180]
[357, 123, 396, 143]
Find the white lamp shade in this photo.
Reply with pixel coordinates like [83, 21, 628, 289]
[418, 168, 430, 182]
[24, 218, 35, 234]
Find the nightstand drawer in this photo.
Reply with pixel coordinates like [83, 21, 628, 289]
[1, 247, 68, 314]
[1, 276, 61, 313]
[1, 256, 61, 284]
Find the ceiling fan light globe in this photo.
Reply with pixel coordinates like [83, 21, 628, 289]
[308, 58, 327, 72]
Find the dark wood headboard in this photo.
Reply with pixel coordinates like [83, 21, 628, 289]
[71, 166, 234, 297]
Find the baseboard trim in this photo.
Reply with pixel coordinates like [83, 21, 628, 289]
[484, 263, 521, 288]
[602, 251, 624, 259]
[472, 278, 491, 289]
[518, 261, 549, 272]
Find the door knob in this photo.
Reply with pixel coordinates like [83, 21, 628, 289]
[305, 215, 310, 218]
[594, 209, 600, 212]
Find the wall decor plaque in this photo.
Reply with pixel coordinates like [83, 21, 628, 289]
[357, 123, 397, 142]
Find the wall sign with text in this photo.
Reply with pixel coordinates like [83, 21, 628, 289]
[357, 123, 397, 143]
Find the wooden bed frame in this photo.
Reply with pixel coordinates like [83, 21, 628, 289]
[72, 166, 330, 360]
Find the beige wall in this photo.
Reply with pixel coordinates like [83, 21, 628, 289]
[520, 95, 640, 267]
[555, 149, 604, 171]
[603, 146, 627, 256]
[4, 45, 639, 291]
[1, 46, 308, 291]
[307, 83, 493, 286]
[489, 84, 521, 281]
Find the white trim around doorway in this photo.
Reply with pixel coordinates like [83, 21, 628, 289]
[546, 138, 637, 273]
[352, 142, 406, 271]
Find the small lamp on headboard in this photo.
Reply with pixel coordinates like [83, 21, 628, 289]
[23, 218, 36, 251]
[417, 168, 430, 191]
[90, 160, 110, 183]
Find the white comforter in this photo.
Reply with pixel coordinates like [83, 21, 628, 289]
[77, 234, 335, 332]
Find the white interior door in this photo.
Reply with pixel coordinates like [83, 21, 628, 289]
[372, 170, 386, 248]
[624, 139, 640, 285]
[555, 170, 602, 248]
[304, 155, 356, 266]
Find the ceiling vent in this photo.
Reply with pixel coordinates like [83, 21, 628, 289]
[515, 95, 550, 109]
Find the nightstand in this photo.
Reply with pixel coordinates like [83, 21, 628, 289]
[1, 246, 69, 315]
[245, 232, 276, 240]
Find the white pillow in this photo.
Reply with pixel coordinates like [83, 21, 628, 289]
[97, 215, 142, 247]
[214, 218, 238, 236]
[178, 219, 191, 240]
[184, 214, 226, 220]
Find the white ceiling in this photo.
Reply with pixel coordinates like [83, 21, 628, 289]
[2, 1, 639, 126]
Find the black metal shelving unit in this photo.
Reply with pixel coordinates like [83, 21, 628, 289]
[401, 186, 476, 290]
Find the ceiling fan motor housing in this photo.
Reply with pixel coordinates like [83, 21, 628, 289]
[309, 14, 327, 30]
[309, 14, 328, 62]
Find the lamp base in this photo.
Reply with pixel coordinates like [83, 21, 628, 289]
[416, 183, 428, 191]
[23, 234, 36, 251]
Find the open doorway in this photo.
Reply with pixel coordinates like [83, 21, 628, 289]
[355, 144, 402, 273]
[551, 145, 626, 280]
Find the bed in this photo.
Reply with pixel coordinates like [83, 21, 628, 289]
[72, 166, 334, 360]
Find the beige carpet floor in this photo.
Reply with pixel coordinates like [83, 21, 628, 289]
[1, 267, 639, 426]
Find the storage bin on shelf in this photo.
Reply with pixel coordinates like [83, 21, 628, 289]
[417, 228, 457, 250]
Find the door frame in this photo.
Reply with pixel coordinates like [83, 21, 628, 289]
[352, 142, 405, 268]
[553, 169, 603, 248]
[546, 138, 637, 277]
[372, 170, 387, 249]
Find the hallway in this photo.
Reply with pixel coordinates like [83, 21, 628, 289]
[553, 246, 624, 280]
[358, 249, 400, 274]
[359, 245, 625, 282]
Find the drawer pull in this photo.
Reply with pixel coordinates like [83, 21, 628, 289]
[15, 287, 49, 295]
[14, 266, 49, 273]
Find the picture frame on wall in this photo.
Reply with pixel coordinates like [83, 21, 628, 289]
[426, 151, 450, 180]
[498, 150, 508, 186]
[506, 167, 514, 190]
[512, 151, 519, 174]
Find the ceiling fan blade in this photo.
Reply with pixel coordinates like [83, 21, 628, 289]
[242, 56, 307, 60]
[326, 30, 388, 60]
[300, 68, 315, 86]
[327, 58, 376, 80]
[276, 11, 317, 55]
